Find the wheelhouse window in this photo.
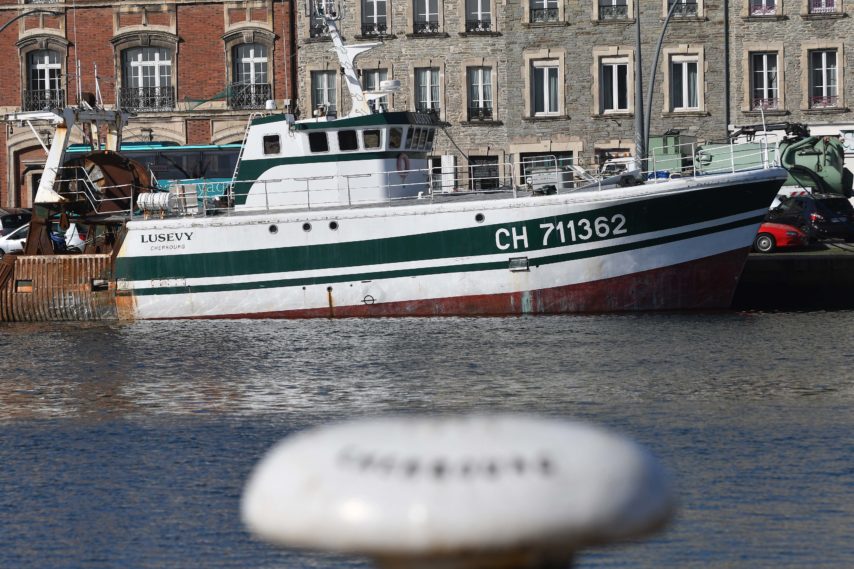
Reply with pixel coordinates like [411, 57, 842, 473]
[363, 129, 382, 148]
[531, 61, 559, 116]
[309, 132, 330, 153]
[670, 55, 698, 111]
[415, 67, 440, 114]
[263, 135, 281, 155]
[808, 0, 838, 14]
[530, 0, 559, 22]
[361, 68, 388, 112]
[311, 70, 337, 113]
[599, 0, 628, 20]
[600, 57, 628, 113]
[809, 50, 838, 108]
[413, 0, 440, 34]
[120, 47, 174, 111]
[465, 0, 492, 32]
[25, 49, 64, 111]
[389, 127, 403, 148]
[338, 130, 359, 151]
[750, 52, 778, 110]
[361, 0, 388, 36]
[668, 0, 698, 17]
[749, 0, 776, 15]
[467, 66, 493, 121]
[230, 43, 270, 110]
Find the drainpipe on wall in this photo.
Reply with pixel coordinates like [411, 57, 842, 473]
[723, 0, 731, 137]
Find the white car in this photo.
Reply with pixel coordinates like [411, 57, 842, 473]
[0, 222, 87, 257]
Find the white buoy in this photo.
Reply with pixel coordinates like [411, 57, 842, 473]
[241, 415, 675, 568]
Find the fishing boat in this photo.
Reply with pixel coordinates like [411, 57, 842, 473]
[0, 8, 787, 322]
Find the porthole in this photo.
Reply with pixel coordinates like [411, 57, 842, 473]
[475, 213, 485, 223]
[329, 221, 339, 230]
[302, 222, 312, 232]
[269, 224, 278, 234]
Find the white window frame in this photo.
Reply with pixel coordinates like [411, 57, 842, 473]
[670, 55, 699, 111]
[234, 43, 268, 85]
[311, 70, 337, 112]
[123, 47, 172, 90]
[750, 52, 778, 110]
[600, 57, 629, 113]
[809, 49, 838, 108]
[531, 60, 559, 116]
[362, 0, 387, 25]
[361, 67, 388, 111]
[808, 0, 837, 14]
[748, 0, 777, 15]
[468, 66, 492, 108]
[414, 66, 440, 112]
[28, 49, 61, 92]
[414, 0, 439, 24]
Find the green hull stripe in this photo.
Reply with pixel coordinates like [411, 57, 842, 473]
[117, 178, 779, 284]
[128, 215, 762, 296]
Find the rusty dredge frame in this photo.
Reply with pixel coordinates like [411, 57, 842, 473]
[0, 106, 156, 321]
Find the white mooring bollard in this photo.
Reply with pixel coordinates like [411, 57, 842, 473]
[241, 415, 675, 569]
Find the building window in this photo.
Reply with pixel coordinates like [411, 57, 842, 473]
[310, 0, 336, 38]
[467, 66, 493, 120]
[120, 47, 174, 111]
[413, 0, 440, 34]
[361, 0, 388, 36]
[531, 61, 559, 116]
[668, 0, 699, 17]
[670, 56, 698, 111]
[469, 156, 499, 190]
[362, 68, 388, 112]
[465, 0, 492, 32]
[749, 0, 776, 15]
[808, 0, 839, 14]
[311, 70, 337, 112]
[750, 52, 778, 110]
[229, 43, 270, 110]
[25, 49, 64, 111]
[530, 0, 559, 22]
[415, 67, 440, 113]
[809, 50, 837, 108]
[600, 57, 628, 113]
[599, 0, 629, 20]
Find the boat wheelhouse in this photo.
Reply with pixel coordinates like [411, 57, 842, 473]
[233, 111, 439, 210]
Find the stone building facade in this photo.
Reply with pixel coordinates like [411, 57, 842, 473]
[0, 0, 295, 207]
[296, 0, 854, 183]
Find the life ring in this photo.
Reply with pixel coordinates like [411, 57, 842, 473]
[397, 153, 410, 172]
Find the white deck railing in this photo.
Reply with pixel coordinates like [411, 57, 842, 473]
[43, 136, 781, 221]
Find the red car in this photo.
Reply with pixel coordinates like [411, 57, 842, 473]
[753, 222, 809, 253]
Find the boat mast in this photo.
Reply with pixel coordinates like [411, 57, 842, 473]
[315, 2, 380, 117]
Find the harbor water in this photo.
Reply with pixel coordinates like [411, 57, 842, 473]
[0, 312, 852, 568]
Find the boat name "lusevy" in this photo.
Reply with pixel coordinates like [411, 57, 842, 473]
[140, 232, 194, 243]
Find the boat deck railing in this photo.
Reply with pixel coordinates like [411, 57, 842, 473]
[47, 136, 781, 221]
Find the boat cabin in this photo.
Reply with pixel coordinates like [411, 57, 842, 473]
[232, 111, 440, 211]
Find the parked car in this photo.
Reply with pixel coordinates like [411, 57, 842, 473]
[765, 193, 854, 241]
[0, 222, 87, 257]
[753, 222, 809, 253]
[0, 208, 31, 237]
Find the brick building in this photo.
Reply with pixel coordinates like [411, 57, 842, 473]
[0, 0, 295, 207]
